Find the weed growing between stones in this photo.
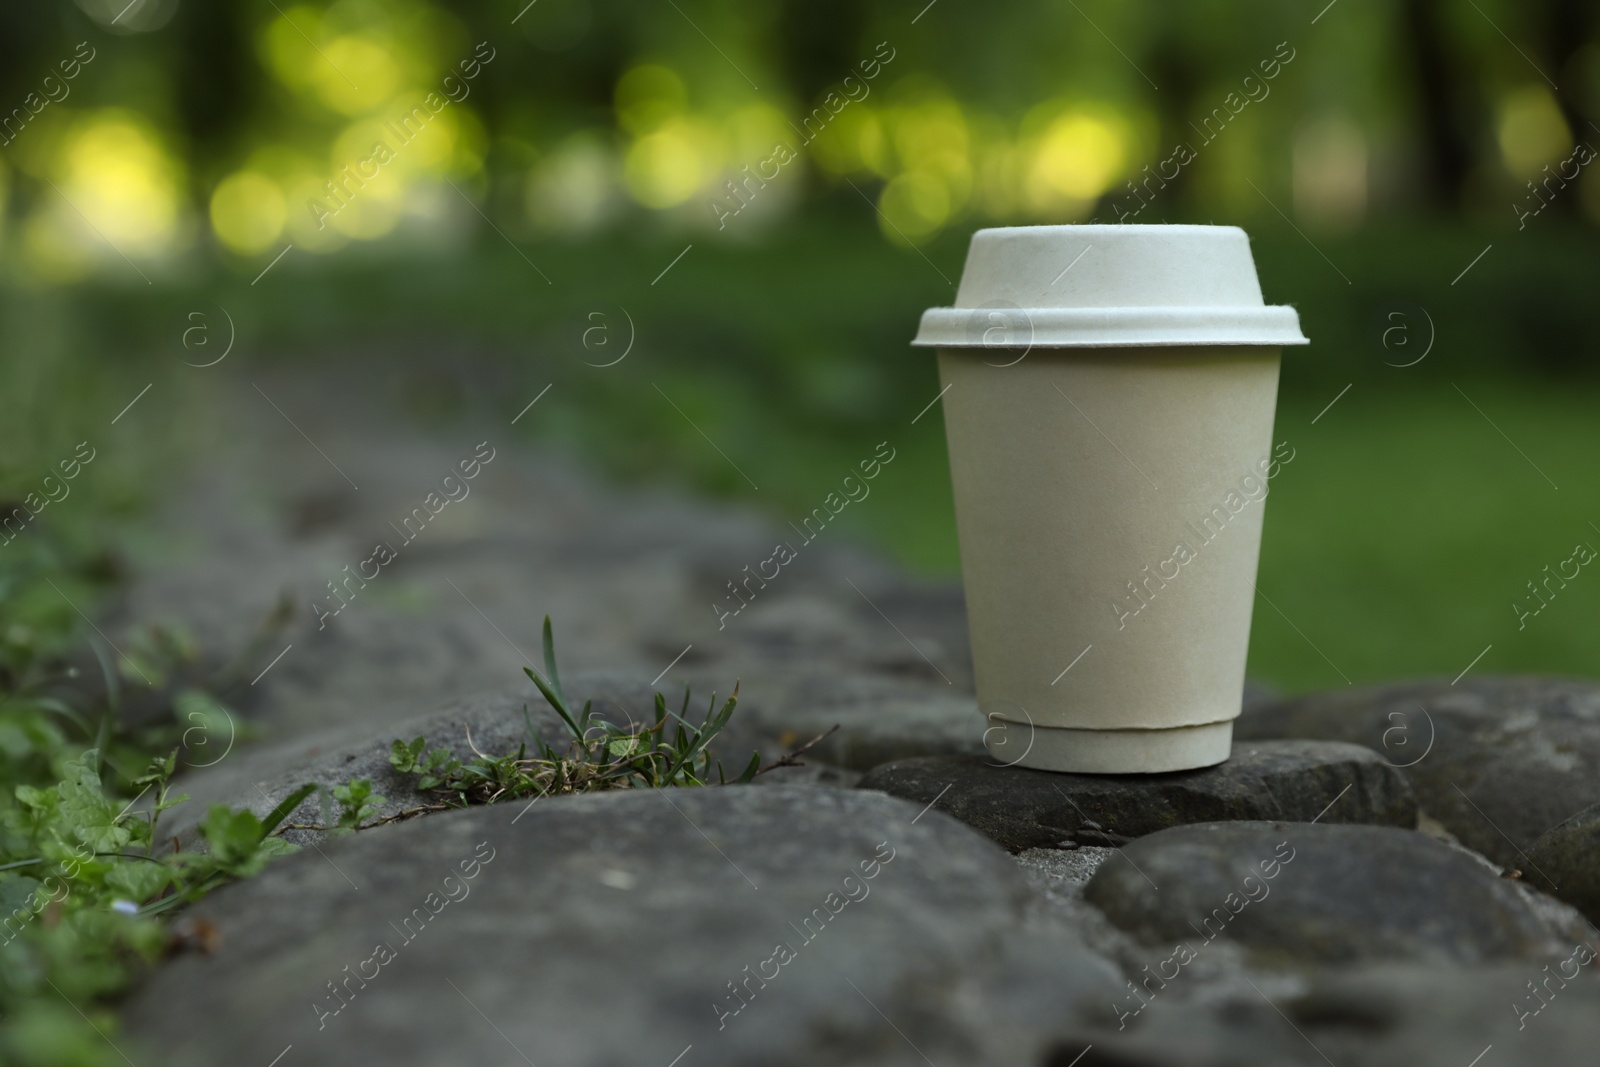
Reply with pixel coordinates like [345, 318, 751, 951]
[0, 526, 326, 1064]
[390, 618, 762, 806]
[0, 742, 319, 1065]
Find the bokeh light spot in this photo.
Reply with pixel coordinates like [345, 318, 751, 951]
[877, 171, 949, 245]
[1497, 86, 1572, 179]
[57, 112, 182, 258]
[210, 171, 287, 254]
[625, 119, 721, 208]
[1025, 112, 1125, 210]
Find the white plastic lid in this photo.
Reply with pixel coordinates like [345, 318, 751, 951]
[912, 224, 1309, 349]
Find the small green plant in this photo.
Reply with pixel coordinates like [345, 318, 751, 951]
[0, 740, 315, 1064]
[330, 778, 385, 832]
[391, 618, 761, 806]
[186, 789, 309, 882]
[389, 738, 460, 790]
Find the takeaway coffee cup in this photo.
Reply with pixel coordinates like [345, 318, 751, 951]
[912, 225, 1308, 774]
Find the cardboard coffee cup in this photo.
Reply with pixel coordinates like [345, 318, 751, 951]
[913, 225, 1308, 774]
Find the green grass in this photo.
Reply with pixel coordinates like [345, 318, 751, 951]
[391, 618, 763, 804]
[1248, 381, 1600, 691]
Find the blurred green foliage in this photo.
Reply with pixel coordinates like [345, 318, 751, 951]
[0, 0, 1595, 267]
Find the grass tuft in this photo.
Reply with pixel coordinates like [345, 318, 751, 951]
[391, 617, 763, 807]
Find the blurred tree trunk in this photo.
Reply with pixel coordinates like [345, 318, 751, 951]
[1546, 0, 1596, 137]
[776, 0, 866, 105]
[1400, 0, 1474, 211]
[1544, 0, 1597, 223]
[1088, 28, 1200, 225]
[176, 2, 254, 196]
[0, 11, 64, 135]
[1146, 34, 1201, 221]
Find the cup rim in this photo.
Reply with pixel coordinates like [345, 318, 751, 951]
[912, 304, 1309, 349]
[968, 222, 1247, 237]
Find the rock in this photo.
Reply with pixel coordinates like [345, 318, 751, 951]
[98, 371, 978, 746]
[1016, 838, 1600, 1064]
[1034, 961, 1600, 1067]
[1525, 802, 1600, 925]
[729, 669, 985, 770]
[749, 761, 862, 789]
[1083, 821, 1595, 965]
[1283, 961, 1600, 1067]
[717, 581, 974, 692]
[1018, 846, 1118, 896]
[1038, 982, 1319, 1067]
[163, 665, 954, 847]
[124, 785, 1130, 1067]
[856, 740, 1416, 852]
[161, 673, 708, 841]
[1237, 676, 1600, 869]
[160, 668, 860, 847]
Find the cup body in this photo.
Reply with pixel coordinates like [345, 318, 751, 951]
[914, 225, 1306, 774]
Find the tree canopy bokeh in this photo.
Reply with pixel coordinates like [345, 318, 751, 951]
[0, 0, 1594, 279]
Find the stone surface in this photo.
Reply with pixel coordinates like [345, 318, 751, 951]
[1016, 841, 1600, 1065]
[1237, 676, 1600, 869]
[730, 669, 985, 770]
[1285, 962, 1600, 1067]
[1016, 843, 1274, 1014]
[84, 370, 973, 749]
[856, 740, 1416, 852]
[1051, 962, 1600, 1067]
[1018, 846, 1118, 895]
[1526, 802, 1600, 925]
[162, 662, 966, 844]
[1083, 821, 1596, 965]
[85, 371, 993, 794]
[125, 785, 1127, 1067]
[161, 671, 862, 846]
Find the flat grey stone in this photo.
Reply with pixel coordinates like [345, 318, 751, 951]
[157, 681, 567, 846]
[727, 669, 985, 770]
[92, 372, 974, 746]
[163, 662, 964, 847]
[855, 740, 1416, 852]
[1018, 846, 1118, 896]
[1038, 961, 1600, 1067]
[1285, 962, 1600, 1066]
[750, 761, 862, 789]
[162, 670, 846, 847]
[1014, 846, 1180, 980]
[1525, 802, 1600, 925]
[1083, 821, 1595, 965]
[1237, 676, 1600, 869]
[124, 785, 1126, 1067]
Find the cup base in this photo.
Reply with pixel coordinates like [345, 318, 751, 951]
[986, 720, 1234, 775]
